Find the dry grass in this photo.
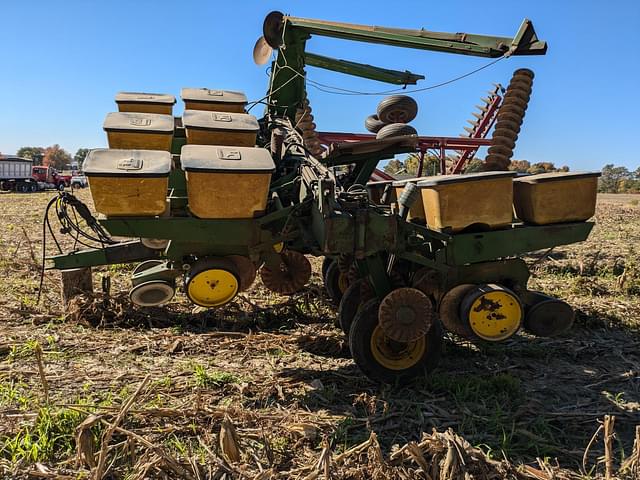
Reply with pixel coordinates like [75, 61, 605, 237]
[0, 190, 639, 479]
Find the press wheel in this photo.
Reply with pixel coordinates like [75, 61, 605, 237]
[349, 299, 442, 384]
[461, 284, 523, 341]
[185, 257, 240, 308]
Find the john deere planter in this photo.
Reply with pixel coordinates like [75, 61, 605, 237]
[46, 12, 599, 384]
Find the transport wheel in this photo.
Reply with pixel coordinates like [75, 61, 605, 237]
[129, 280, 175, 307]
[226, 255, 257, 292]
[185, 257, 240, 307]
[524, 297, 574, 337]
[133, 259, 164, 276]
[349, 299, 443, 384]
[260, 250, 312, 295]
[324, 260, 350, 305]
[364, 114, 386, 133]
[337, 278, 374, 335]
[376, 95, 418, 124]
[376, 123, 417, 140]
[460, 284, 523, 342]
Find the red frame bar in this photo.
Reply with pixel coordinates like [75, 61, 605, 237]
[317, 131, 491, 174]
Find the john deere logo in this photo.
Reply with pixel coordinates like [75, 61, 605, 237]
[129, 117, 152, 126]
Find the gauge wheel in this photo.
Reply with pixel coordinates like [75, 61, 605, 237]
[129, 280, 175, 307]
[376, 95, 418, 124]
[324, 260, 350, 306]
[185, 257, 240, 308]
[349, 299, 443, 384]
[133, 259, 164, 276]
[365, 114, 386, 133]
[376, 123, 418, 140]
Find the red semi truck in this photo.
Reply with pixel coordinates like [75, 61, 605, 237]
[0, 155, 70, 192]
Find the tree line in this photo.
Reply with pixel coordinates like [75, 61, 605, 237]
[13, 146, 90, 170]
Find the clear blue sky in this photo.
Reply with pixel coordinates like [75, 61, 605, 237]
[1, 1, 638, 171]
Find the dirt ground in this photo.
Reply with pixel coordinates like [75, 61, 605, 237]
[0, 190, 638, 479]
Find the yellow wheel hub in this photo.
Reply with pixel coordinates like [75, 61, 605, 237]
[370, 324, 426, 370]
[187, 268, 239, 307]
[466, 288, 522, 341]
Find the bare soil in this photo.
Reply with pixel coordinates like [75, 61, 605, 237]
[0, 190, 638, 479]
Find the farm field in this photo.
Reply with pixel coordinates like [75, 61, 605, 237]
[0, 190, 639, 479]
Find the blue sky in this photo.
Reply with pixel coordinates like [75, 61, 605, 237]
[1, 0, 638, 171]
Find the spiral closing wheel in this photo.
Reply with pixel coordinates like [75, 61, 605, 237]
[460, 284, 523, 341]
[349, 299, 443, 384]
[485, 68, 534, 171]
[185, 257, 240, 307]
[378, 288, 435, 343]
[129, 281, 175, 307]
[260, 250, 312, 295]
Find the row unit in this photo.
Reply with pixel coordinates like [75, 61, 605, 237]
[367, 170, 600, 231]
[104, 111, 259, 151]
[83, 147, 274, 219]
[115, 89, 247, 115]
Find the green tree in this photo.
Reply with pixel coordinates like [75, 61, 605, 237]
[73, 148, 90, 170]
[43, 144, 72, 170]
[16, 146, 45, 164]
[599, 164, 630, 193]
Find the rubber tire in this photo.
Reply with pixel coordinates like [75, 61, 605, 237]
[29, 183, 38, 193]
[324, 260, 344, 306]
[321, 257, 333, 281]
[58, 183, 65, 191]
[17, 183, 28, 193]
[338, 279, 371, 335]
[376, 95, 418, 124]
[364, 114, 386, 133]
[376, 123, 417, 140]
[349, 299, 443, 384]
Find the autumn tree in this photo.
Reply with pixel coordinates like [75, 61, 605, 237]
[383, 159, 405, 175]
[43, 144, 72, 170]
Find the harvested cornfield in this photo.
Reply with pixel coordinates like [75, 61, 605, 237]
[0, 190, 639, 479]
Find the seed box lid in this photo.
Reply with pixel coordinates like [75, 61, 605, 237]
[181, 145, 275, 174]
[103, 112, 174, 133]
[84, 149, 172, 177]
[181, 88, 247, 105]
[182, 110, 259, 133]
[513, 171, 601, 184]
[417, 171, 517, 187]
[115, 92, 176, 105]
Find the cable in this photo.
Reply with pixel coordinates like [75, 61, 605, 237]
[277, 54, 506, 97]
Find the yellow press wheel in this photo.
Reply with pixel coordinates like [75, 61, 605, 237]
[185, 258, 240, 308]
[460, 284, 522, 341]
[349, 299, 442, 384]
